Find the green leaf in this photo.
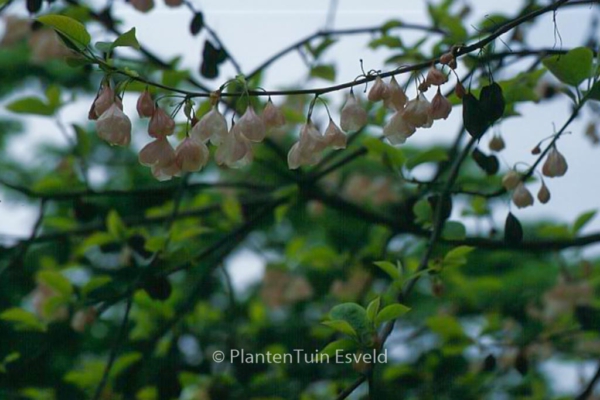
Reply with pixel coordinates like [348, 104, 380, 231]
[322, 320, 357, 337]
[373, 261, 400, 281]
[542, 47, 594, 87]
[36, 14, 91, 49]
[321, 338, 357, 357]
[375, 304, 410, 327]
[111, 352, 142, 378]
[572, 210, 596, 235]
[45, 85, 61, 109]
[441, 221, 466, 240]
[0, 308, 46, 332]
[368, 36, 403, 49]
[37, 271, 72, 297]
[587, 81, 600, 101]
[113, 28, 140, 50]
[366, 297, 381, 323]
[363, 137, 405, 168]
[406, 148, 448, 169]
[413, 199, 433, 225]
[106, 210, 127, 240]
[81, 276, 112, 296]
[310, 64, 336, 81]
[6, 97, 55, 116]
[94, 41, 113, 53]
[443, 246, 475, 268]
[307, 37, 336, 59]
[329, 303, 372, 340]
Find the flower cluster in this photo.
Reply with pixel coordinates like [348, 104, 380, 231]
[502, 145, 568, 209]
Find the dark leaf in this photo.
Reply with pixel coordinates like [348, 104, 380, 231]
[142, 276, 172, 301]
[462, 93, 490, 139]
[482, 354, 496, 372]
[428, 195, 452, 222]
[472, 148, 499, 175]
[97, 7, 115, 30]
[190, 12, 204, 35]
[504, 212, 523, 244]
[479, 82, 505, 123]
[200, 40, 226, 79]
[515, 349, 528, 376]
[27, 0, 43, 14]
[127, 234, 153, 259]
[575, 305, 600, 331]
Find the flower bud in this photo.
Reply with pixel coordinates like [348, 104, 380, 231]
[531, 145, 541, 155]
[164, 0, 183, 6]
[384, 76, 408, 111]
[502, 170, 521, 191]
[130, 0, 154, 12]
[383, 112, 416, 145]
[542, 146, 568, 178]
[455, 81, 466, 99]
[175, 137, 210, 172]
[439, 53, 454, 67]
[489, 134, 505, 152]
[148, 107, 175, 138]
[425, 66, 448, 86]
[367, 76, 389, 102]
[340, 91, 368, 132]
[512, 182, 534, 209]
[429, 89, 452, 120]
[191, 105, 228, 145]
[403, 94, 433, 128]
[96, 104, 131, 146]
[136, 90, 155, 118]
[324, 119, 347, 149]
[237, 105, 266, 142]
[538, 181, 550, 204]
[262, 99, 286, 130]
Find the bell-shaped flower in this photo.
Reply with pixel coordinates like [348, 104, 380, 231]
[502, 170, 521, 191]
[130, 0, 154, 12]
[368, 76, 389, 102]
[175, 137, 210, 172]
[148, 107, 175, 138]
[340, 91, 368, 132]
[384, 76, 408, 111]
[542, 146, 568, 178]
[403, 93, 433, 128]
[287, 121, 328, 169]
[96, 104, 131, 146]
[324, 119, 347, 149]
[538, 180, 551, 204]
[235, 106, 266, 142]
[215, 126, 253, 168]
[90, 85, 116, 120]
[429, 89, 452, 120]
[262, 99, 286, 130]
[139, 137, 175, 167]
[191, 105, 228, 145]
[136, 90, 155, 118]
[383, 112, 416, 145]
[512, 182, 534, 209]
[489, 134, 505, 152]
[425, 66, 448, 86]
[151, 160, 181, 181]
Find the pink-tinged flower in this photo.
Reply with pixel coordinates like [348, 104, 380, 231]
[455, 81, 466, 99]
[236, 106, 266, 142]
[384, 76, 408, 111]
[502, 170, 521, 190]
[542, 146, 568, 178]
[324, 118, 347, 149]
[151, 160, 181, 181]
[429, 89, 452, 120]
[71, 308, 96, 333]
[191, 105, 228, 145]
[403, 93, 433, 128]
[136, 90, 155, 118]
[89, 85, 116, 120]
[425, 66, 448, 86]
[139, 137, 174, 167]
[215, 127, 253, 168]
[164, 0, 183, 7]
[148, 107, 175, 138]
[368, 76, 389, 102]
[538, 181, 550, 204]
[340, 91, 368, 132]
[175, 137, 210, 172]
[1, 16, 31, 47]
[96, 104, 131, 146]
[488, 134, 505, 152]
[262, 99, 286, 130]
[383, 112, 416, 145]
[287, 121, 328, 169]
[130, 0, 154, 12]
[512, 182, 534, 209]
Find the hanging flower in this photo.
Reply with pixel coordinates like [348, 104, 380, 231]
[403, 93, 432, 128]
[488, 134, 505, 152]
[367, 76, 389, 102]
[429, 88, 452, 120]
[236, 105, 266, 142]
[512, 182, 534, 209]
[148, 107, 175, 138]
[502, 170, 521, 190]
[425, 66, 448, 86]
[384, 76, 408, 111]
[139, 137, 175, 167]
[164, 0, 183, 7]
[383, 112, 416, 145]
[287, 121, 328, 169]
[542, 146, 568, 178]
[96, 104, 131, 146]
[191, 105, 228, 145]
[262, 98, 286, 130]
[175, 137, 210, 172]
[136, 90, 155, 118]
[89, 85, 117, 120]
[215, 126, 253, 168]
[340, 91, 368, 132]
[324, 118, 347, 149]
[538, 180, 551, 204]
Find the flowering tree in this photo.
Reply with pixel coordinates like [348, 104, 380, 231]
[1, 0, 600, 399]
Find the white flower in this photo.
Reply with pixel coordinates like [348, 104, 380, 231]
[324, 119, 347, 149]
[383, 112, 416, 145]
[542, 146, 568, 178]
[384, 76, 408, 111]
[340, 92, 368, 132]
[175, 137, 210, 172]
[96, 104, 131, 146]
[215, 126, 253, 168]
[512, 182, 534, 209]
[236, 105, 266, 142]
[367, 76, 389, 102]
[191, 105, 228, 145]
